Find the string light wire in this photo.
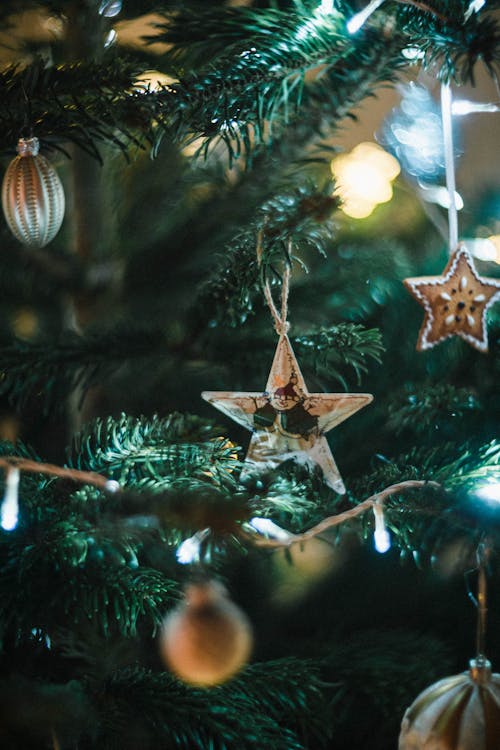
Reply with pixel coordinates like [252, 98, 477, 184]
[347, 0, 386, 33]
[243, 480, 440, 549]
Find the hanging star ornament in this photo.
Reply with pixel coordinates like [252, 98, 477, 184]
[404, 245, 500, 353]
[202, 334, 373, 494]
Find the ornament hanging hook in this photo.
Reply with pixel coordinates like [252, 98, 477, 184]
[464, 537, 491, 666]
[20, 82, 34, 140]
[475, 540, 490, 663]
[256, 228, 291, 337]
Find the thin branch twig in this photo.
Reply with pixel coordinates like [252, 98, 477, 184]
[244, 480, 442, 548]
[0, 456, 115, 492]
[395, 0, 449, 23]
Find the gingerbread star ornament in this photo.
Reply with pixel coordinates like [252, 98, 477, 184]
[404, 245, 500, 353]
[202, 334, 373, 494]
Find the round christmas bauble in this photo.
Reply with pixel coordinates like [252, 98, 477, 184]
[159, 580, 253, 687]
[2, 137, 65, 248]
[399, 658, 500, 750]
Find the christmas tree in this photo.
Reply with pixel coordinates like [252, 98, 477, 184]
[0, 1, 499, 748]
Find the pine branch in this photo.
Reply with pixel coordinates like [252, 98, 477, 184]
[97, 658, 330, 750]
[0, 525, 177, 637]
[322, 630, 453, 748]
[386, 382, 481, 435]
[0, 2, 497, 162]
[293, 324, 384, 388]
[0, 58, 166, 159]
[193, 181, 340, 329]
[395, 0, 500, 80]
[0, 327, 167, 413]
[154, 0, 500, 85]
[68, 413, 240, 485]
[0, 317, 379, 413]
[1, 9, 403, 161]
[157, 26, 405, 161]
[346, 440, 500, 561]
[432, 439, 500, 494]
[290, 239, 414, 324]
[0, 676, 93, 749]
[348, 440, 500, 499]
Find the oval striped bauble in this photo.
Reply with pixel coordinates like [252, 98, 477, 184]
[2, 137, 65, 248]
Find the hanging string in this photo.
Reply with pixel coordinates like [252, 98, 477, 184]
[440, 82, 459, 253]
[20, 83, 33, 140]
[464, 539, 490, 668]
[475, 542, 489, 662]
[256, 229, 291, 337]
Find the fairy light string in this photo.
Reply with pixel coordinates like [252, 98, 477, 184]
[0, 452, 441, 559]
[0, 456, 120, 491]
[244, 480, 441, 549]
[0, 455, 120, 532]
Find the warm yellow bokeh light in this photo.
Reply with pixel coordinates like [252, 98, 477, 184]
[340, 195, 378, 219]
[11, 308, 38, 340]
[488, 235, 500, 264]
[331, 142, 401, 219]
[355, 142, 401, 180]
[115, 14, 171, 55]
[134, 70, 177, 93]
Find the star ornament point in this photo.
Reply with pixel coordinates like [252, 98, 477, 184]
[202, 335, 373, 494]
[404, 245, 500, 353]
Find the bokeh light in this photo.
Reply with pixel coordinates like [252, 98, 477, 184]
[331, 142, 400, 219]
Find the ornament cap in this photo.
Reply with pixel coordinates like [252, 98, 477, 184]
[185, 580, 227, 608]
[469, 656, 492, 685]
[17, 137, 40, 157]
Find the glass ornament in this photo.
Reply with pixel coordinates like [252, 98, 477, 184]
[2, 138, 65, 248]
[159, 580, 253, 687]
[399, 658, 500, 750]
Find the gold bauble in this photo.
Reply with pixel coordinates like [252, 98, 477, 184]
[272, 536, 340, 604]
[2, 137, 65, 247]
[399, 658, 500, 750]
[159, 580, 253, 687]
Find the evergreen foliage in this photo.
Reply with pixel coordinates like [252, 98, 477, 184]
[0, 1, 499, 748]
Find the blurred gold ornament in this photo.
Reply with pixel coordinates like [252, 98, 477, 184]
[11, 307, 38, 340]
[399, 658, 500, 750]
[272, 536, 340, 604]
[0, 414, 20, 443]
[159, 580, 253, 687]
[275, 537, 337, 578]
[432, 537, 474, 579]
[2, 138, 65, 247]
